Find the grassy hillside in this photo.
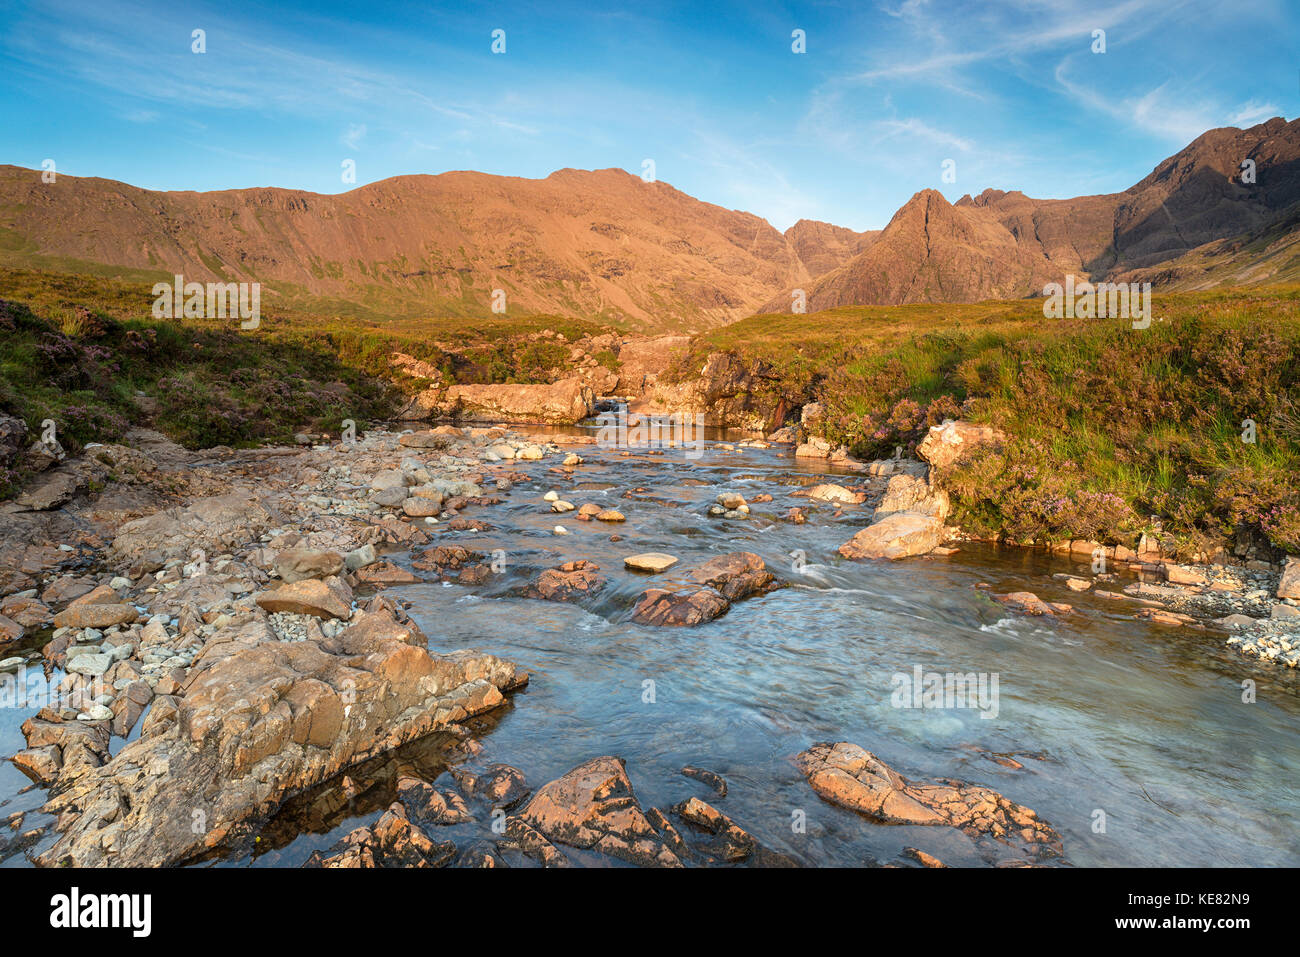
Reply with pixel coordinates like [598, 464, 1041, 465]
[679, 287, 1300, 555]
[0, 266, 613, 496]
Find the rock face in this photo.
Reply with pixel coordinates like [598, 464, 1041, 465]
[514, 756, 682, 867]
[522, 560, 606, 602]
[992, 591, 1073, 617]
[441, 379, 596, 425]
[686, 552, 778, 601]
[917, 420, 1006, 471]
[37, 605, 525, 867]
[632, 586, 731, 627]
[110, 493, 283, 564]
[838, 512, 944, 560]
[796, 742, 1061, 858]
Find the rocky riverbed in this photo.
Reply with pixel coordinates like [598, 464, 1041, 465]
[1, 421, 1297, 867]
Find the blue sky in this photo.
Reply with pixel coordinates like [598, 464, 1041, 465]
[0, 0, 1294, 231]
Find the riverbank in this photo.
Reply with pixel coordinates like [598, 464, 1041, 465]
[2, 423, 1297, 867]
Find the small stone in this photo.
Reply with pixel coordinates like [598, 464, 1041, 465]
[624, 553, 679, 573]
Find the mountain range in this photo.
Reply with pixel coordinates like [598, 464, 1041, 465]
[1, 116, 1297, 332]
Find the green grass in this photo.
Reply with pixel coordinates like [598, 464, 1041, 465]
[0, 266, 617, 497]
[673, 287, 1300, 556]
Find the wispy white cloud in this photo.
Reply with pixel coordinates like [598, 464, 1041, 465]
[341, 123, 367, 150]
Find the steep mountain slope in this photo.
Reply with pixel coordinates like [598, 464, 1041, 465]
[763, 116, 1300, 312]
[782, 219, 879, 277]
[3, 117, 1297, 326]
[0, 166, 809, 332]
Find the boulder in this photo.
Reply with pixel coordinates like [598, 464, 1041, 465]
[52, 603, 138, 629]
[110, 493, 282, 564]
[687, 552, 777, 601]
[807, 483, 864, 505]
[917, 419, 1005, 471]
[255, 576, 353, 620]
[632, 586, 730, 626]
[398, 431, 455, 450]
[838, 512, 944, 560]
[273, 549, 345, 583]
[876, 473, 950, 520]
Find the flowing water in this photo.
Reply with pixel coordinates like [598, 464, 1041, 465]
[6, 431, 1299, 867]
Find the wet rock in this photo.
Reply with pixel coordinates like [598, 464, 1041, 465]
[0, 615, 22, 645]
[687, 552, 778, 602]
[255, 576, 353, 620]
[412, 545, 482, 576]
[917, 419, 1006, 471]
[808, 483, 865, 505]
[523, 560, 606, 602]
[273, 549, 345, 583]
[796, 742, 1061, 858]
[12, 745, 61, 785]
[595, 509, 625, 522]
[671, 796, 757, 862]
[37, 607, 524, 866]
[514, 756, 682, 867]
[0, 595, 52, 629]
[396, 776, 474, 825]
[838, 512, 943, 560]
[681, 765, 728, 797]
[632, 586, 730, 627]
[904, 847, 947, 868]
[993, 591, 1072, 617]
[624, 552, 678, 573]
[451, 764, 530, 808]
[306, 803, 456, 868]
[503, 817, 571, 867]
